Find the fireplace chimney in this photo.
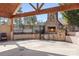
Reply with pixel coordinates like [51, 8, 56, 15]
[45, 13, 58, 33]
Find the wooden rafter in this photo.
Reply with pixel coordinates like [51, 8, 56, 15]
[12, 4, 79, 18]
[38, 3, 44, 10]
[11, 4, 20, 15]
[29, 3, 37, 10]
[37, 3, 39, 9]
[12, 4, 21, 15]
[29, 3, 44, 11]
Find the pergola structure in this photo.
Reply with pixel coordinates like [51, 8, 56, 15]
[0, 3, 79, 40]
[0, 3, 79, 18]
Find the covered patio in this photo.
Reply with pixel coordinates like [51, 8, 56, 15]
[0, 3, 78, 40]
[0, 3, 79, 56]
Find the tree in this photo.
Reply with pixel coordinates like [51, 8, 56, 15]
[62, 10, 79, 26]
[14, 7, 37, 32]
[24, 15, 37, 25]
[24, 16, 37, 32]
[60, 4, 79, 26]
[59, 4, 79, 31]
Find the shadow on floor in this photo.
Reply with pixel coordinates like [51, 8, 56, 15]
[0, 40, 67, 56]
[0, 46, 66, 56]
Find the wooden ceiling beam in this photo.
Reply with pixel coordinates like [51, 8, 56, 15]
[12, 4, 79, 18]
[0, 13, 10, 18]
[12, 4, 21, 15]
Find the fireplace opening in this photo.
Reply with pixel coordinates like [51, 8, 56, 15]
[48, 27, 56, 32]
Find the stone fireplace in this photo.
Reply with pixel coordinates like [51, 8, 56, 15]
[45, 13, 58, 33]
[44, 13, 66, 41]
[48, 26, 56, 33]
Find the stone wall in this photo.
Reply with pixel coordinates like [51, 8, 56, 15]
[0, 25, 11, 40]
[66, 32, 79, 43]
[14, 34, 40, 40]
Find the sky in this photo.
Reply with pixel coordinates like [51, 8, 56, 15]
[21, 3, 62, 22]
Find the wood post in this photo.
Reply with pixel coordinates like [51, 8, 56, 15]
[10, 18, 14, 40]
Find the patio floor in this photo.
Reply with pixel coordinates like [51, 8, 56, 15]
[0, 40, 79, 56]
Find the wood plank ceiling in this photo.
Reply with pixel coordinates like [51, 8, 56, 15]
[0, 3, 20, 18]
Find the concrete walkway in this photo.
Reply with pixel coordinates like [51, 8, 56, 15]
[0, 40, 79, 56]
